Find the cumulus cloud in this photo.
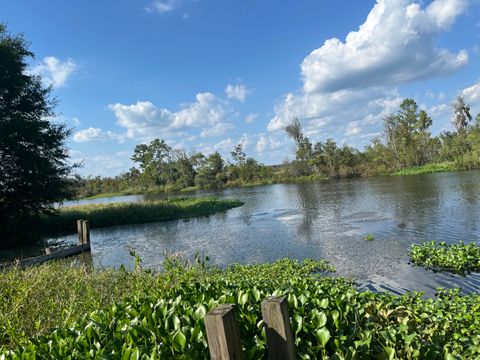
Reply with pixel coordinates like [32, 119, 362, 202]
[30, 56, 77, 88]
[171, 92, 230, 128]
[225, 84, 249, 102]
[73, 127, 123, 143]
[108, 101, 172, 140]
[462, 82, 480, 104]
[301, 0, 468, 93]
[268, 0, 469, 150]
[269, 87, 402, 131]
[84, 92, 236, 143]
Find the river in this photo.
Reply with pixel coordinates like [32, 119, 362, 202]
[58, 171, 480, 296]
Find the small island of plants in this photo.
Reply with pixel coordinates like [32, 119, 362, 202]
[40, 197, 244, 237]
[410, 241, 480, 275]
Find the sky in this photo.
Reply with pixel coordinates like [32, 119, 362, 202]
[2, 0, 480, 176]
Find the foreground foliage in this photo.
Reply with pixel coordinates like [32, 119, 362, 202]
[1, 258, 480, 359]
[41, 197, 244, 236]
[410, 241, 480, 275]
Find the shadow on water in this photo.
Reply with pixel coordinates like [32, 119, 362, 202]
[52, 171, 480, 297]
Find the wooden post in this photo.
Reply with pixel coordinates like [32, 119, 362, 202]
[205, 304, 243, 360]
[81, 220, 90, 245]
[45, 247, 52, 255]
[76, 219, 84, 244]
[261, 296, 296, 360]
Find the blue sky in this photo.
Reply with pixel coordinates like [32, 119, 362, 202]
[3, 0, 480, 176]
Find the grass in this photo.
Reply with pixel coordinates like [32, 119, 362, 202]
[392, 162, 458, 176]
[41, 197, 244, 236]
[410, 241, 480, 275]
[1, 257, 479, 358]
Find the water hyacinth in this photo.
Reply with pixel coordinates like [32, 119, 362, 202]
[1, 258, 480, 359]
[410, 241, 480, 275]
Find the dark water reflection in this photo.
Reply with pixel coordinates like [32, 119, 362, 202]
[59, 171, 480, 296]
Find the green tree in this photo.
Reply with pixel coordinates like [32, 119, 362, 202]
[384, 99, 435, 168]
[131, 139, 173, 186]
[195, 152, 225, 188]
[0, 24, 74, 247]
[173, 150, 197, 188]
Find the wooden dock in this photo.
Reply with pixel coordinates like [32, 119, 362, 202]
[3, 220, 92, 268]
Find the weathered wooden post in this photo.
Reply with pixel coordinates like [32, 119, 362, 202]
[205, 304, 243, 360]
[76, 219, 84, 244]
[81, 220, 90, 245]
[261, 296, 296, 360]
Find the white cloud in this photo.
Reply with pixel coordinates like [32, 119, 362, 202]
[225, 84, 249, 102]
[256, 135, 282, 153]
[268, 0, 469, 150]
[214, 138, 235, 152]
[108, 101, 172, 140]
[73, 127, 123, 143]
[30, 56, 77, 88]
[172, 92, 230, 128]
[344, 122, 362, 136]
[146, 0, 180, 13]
[462, 82, 480, 104]
[245, 113, 258, 123]
[90, 92, 235, 143]
[200, 122, 234, 137]
[301, 0, 468, 93]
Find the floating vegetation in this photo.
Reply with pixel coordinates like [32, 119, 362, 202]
[410, 241, 480, 275]
[1, 258, 480, 358]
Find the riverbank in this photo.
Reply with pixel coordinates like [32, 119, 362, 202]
[42, 197, 244, 236]
[76, 163, 470, 201]
[1, 257, 479, 358]
[78, 174, 331, 200]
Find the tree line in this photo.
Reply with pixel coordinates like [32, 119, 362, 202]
[75, 96, 480, 198]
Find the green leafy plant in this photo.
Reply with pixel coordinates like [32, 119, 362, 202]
[1, 258, 480, 359]
[410, 241, 480, 275]
[363, 234, 375, 241]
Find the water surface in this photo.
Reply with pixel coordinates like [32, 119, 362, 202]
[58, 171, 480, 296]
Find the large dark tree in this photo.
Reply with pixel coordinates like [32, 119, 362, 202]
[0, 24, 74, 248]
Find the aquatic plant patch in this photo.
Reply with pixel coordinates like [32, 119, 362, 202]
[1, 258, 480, 359]
[40, 197, 244, 236]
[410, 241, 480, 275]
[392, 162, 457, 176]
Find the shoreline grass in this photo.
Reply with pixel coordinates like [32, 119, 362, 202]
[392, 161, 458, 176]
[41, 197, 244, 236]
[1, 258, 479, 358]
